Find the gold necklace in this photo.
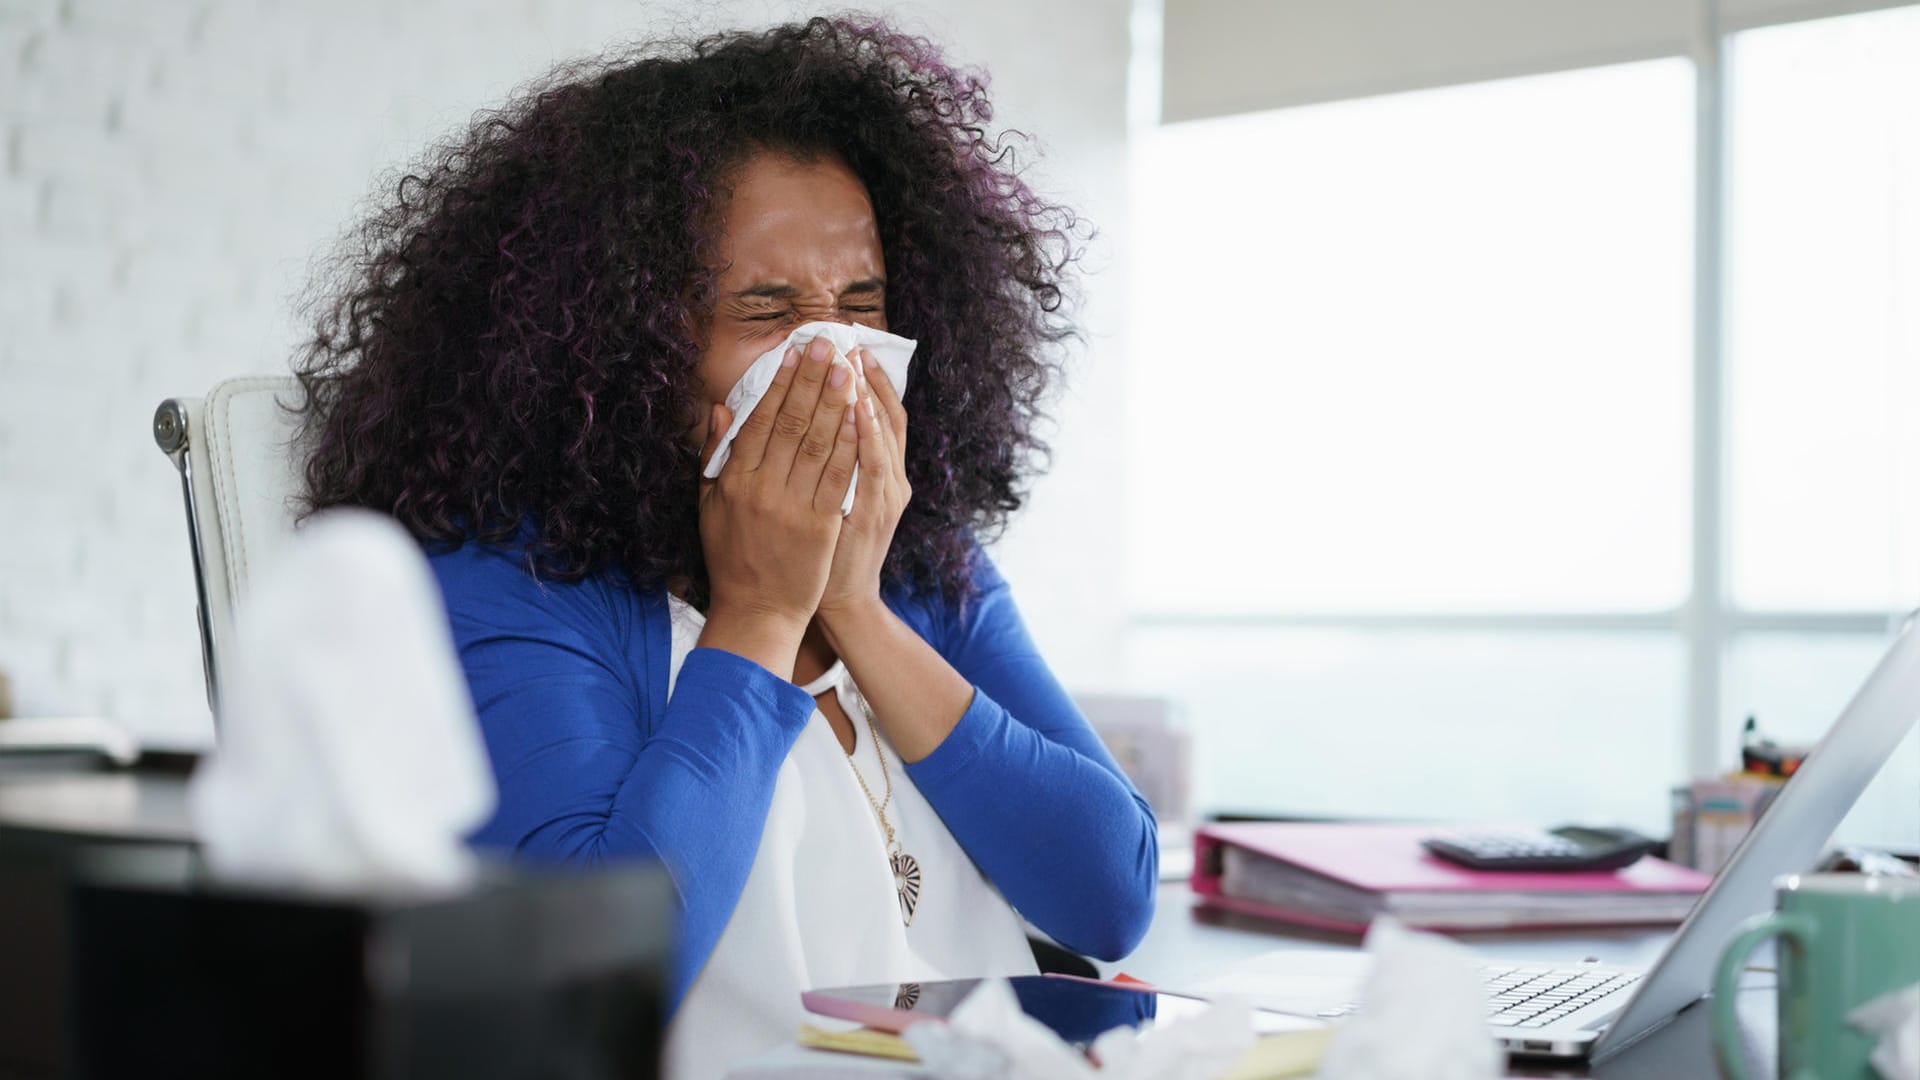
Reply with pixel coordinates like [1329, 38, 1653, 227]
[839, 684, 921, 927]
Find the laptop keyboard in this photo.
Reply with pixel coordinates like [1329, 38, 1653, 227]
[1315, 964, 1641, 1028]
[1482, 965, 1640, 1027]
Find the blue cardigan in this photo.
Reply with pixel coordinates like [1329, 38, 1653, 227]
[426, 538, 1159, 1009]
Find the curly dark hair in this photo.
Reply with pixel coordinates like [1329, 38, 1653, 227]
[292, 15, 1082, 605]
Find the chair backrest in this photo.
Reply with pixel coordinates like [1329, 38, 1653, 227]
[152, 376, 306, 721]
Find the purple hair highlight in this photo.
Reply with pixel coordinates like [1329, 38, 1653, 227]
[292, 16, 1082, 604]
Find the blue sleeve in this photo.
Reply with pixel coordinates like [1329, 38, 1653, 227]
[901, 548, 1159, 960]
[428, 541, 816, 1007]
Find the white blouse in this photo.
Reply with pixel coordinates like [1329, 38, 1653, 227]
[660, 596, 1039, 1079]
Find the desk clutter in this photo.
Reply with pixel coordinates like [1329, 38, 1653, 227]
[1191, 822, 1710, 933]
[0, 715, 142, 768]
[1667, 716, 1808, 873]
[734, 919, 1504, 1080]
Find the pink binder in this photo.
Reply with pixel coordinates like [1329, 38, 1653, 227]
[1192, 822, 1712, 933]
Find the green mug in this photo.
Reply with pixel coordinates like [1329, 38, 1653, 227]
[1713, 872, 1920, 1080]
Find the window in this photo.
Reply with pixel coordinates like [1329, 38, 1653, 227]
[1127, 7, 1920, 847]
[1727, 7, 1920, 613]
[1127, 60, 1694, 616]
[1722, 6, 1920, 844]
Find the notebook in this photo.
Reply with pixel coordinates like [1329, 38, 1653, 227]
[1192, 822, 1712, 933]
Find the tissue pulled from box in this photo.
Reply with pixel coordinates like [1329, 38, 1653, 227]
[1850, 982, 1919, 1080]
[702, 320, 916, 515]
[900, 978, 1256, 1080]
[1317, 917, 1502, 1080]
[190, 508, 496, 893]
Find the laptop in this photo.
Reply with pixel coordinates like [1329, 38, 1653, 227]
[1388, 613, 1920, 1061]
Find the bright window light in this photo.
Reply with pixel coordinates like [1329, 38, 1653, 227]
[1126, 59, 1696, 615]
[1724, 633, 1920, 848]
[1727, 5, 1920, 613]
[1124, 627, 1684, 831]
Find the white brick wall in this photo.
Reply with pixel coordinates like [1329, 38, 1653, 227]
[0, 0, 1133, 745]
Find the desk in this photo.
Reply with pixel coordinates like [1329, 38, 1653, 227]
[0, 768, 1774, 1079]
[1105, 882, 1776, 1078]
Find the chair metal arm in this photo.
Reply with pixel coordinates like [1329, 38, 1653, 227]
[152, 399, 221, 723]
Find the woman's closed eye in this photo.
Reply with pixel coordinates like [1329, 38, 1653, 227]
[740, 305, 882, 323]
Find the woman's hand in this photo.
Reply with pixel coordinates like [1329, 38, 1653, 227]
[817, 347, 911, 628]
[812, 349, 970, 763]
[696, 336, 861, 676]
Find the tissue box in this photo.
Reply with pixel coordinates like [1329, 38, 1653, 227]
[67, 852, 672, 1080]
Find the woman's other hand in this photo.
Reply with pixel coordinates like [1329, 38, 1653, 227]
[817, 346, 911, 628]
[697, 335, 861, 676]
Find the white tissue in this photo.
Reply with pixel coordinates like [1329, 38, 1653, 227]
[1088, 993, 1257, 1080]
[702, 320, 916, 515]
[1317, 918, 1502, 1080]
[900, 978, 1256, 1080]
[190, 508, 496, 894]
[1850, 982, 1920, 1080]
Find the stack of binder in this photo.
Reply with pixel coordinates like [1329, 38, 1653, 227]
[1193, 822, 1712, 933]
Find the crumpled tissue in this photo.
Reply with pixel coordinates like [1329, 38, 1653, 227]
[702, 320, 917, 515]
[1317, 918, 1502, 1080]
[900, 978, 1255, 1080]
[1850, 982, 1919, 1080]
[190, 508, 496, 893]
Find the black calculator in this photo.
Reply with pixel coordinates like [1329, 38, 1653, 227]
[1421, 825, 1656, 873]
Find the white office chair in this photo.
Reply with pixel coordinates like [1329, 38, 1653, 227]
[152, 376, 307, 721]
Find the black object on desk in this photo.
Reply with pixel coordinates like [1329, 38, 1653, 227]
[1423, 825, 1658, 873]
[66, 849, 673, 1080]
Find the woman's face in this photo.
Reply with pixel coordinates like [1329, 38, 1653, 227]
[691, 151, 888, 447]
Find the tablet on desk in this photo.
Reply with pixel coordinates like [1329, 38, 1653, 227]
[802, 974, 1308, 1045]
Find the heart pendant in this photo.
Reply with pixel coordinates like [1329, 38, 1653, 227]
[890, 850, 921, 926]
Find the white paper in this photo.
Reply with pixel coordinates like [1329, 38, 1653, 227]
[900, 978, 1256, 1080]
[1190, 947, 1375, 1017]
[1317, 918, 1503, 1080]
[1850, 982, 1920, 1080]
[702, 320, 917, 515]
[190, 508, 496, 894]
